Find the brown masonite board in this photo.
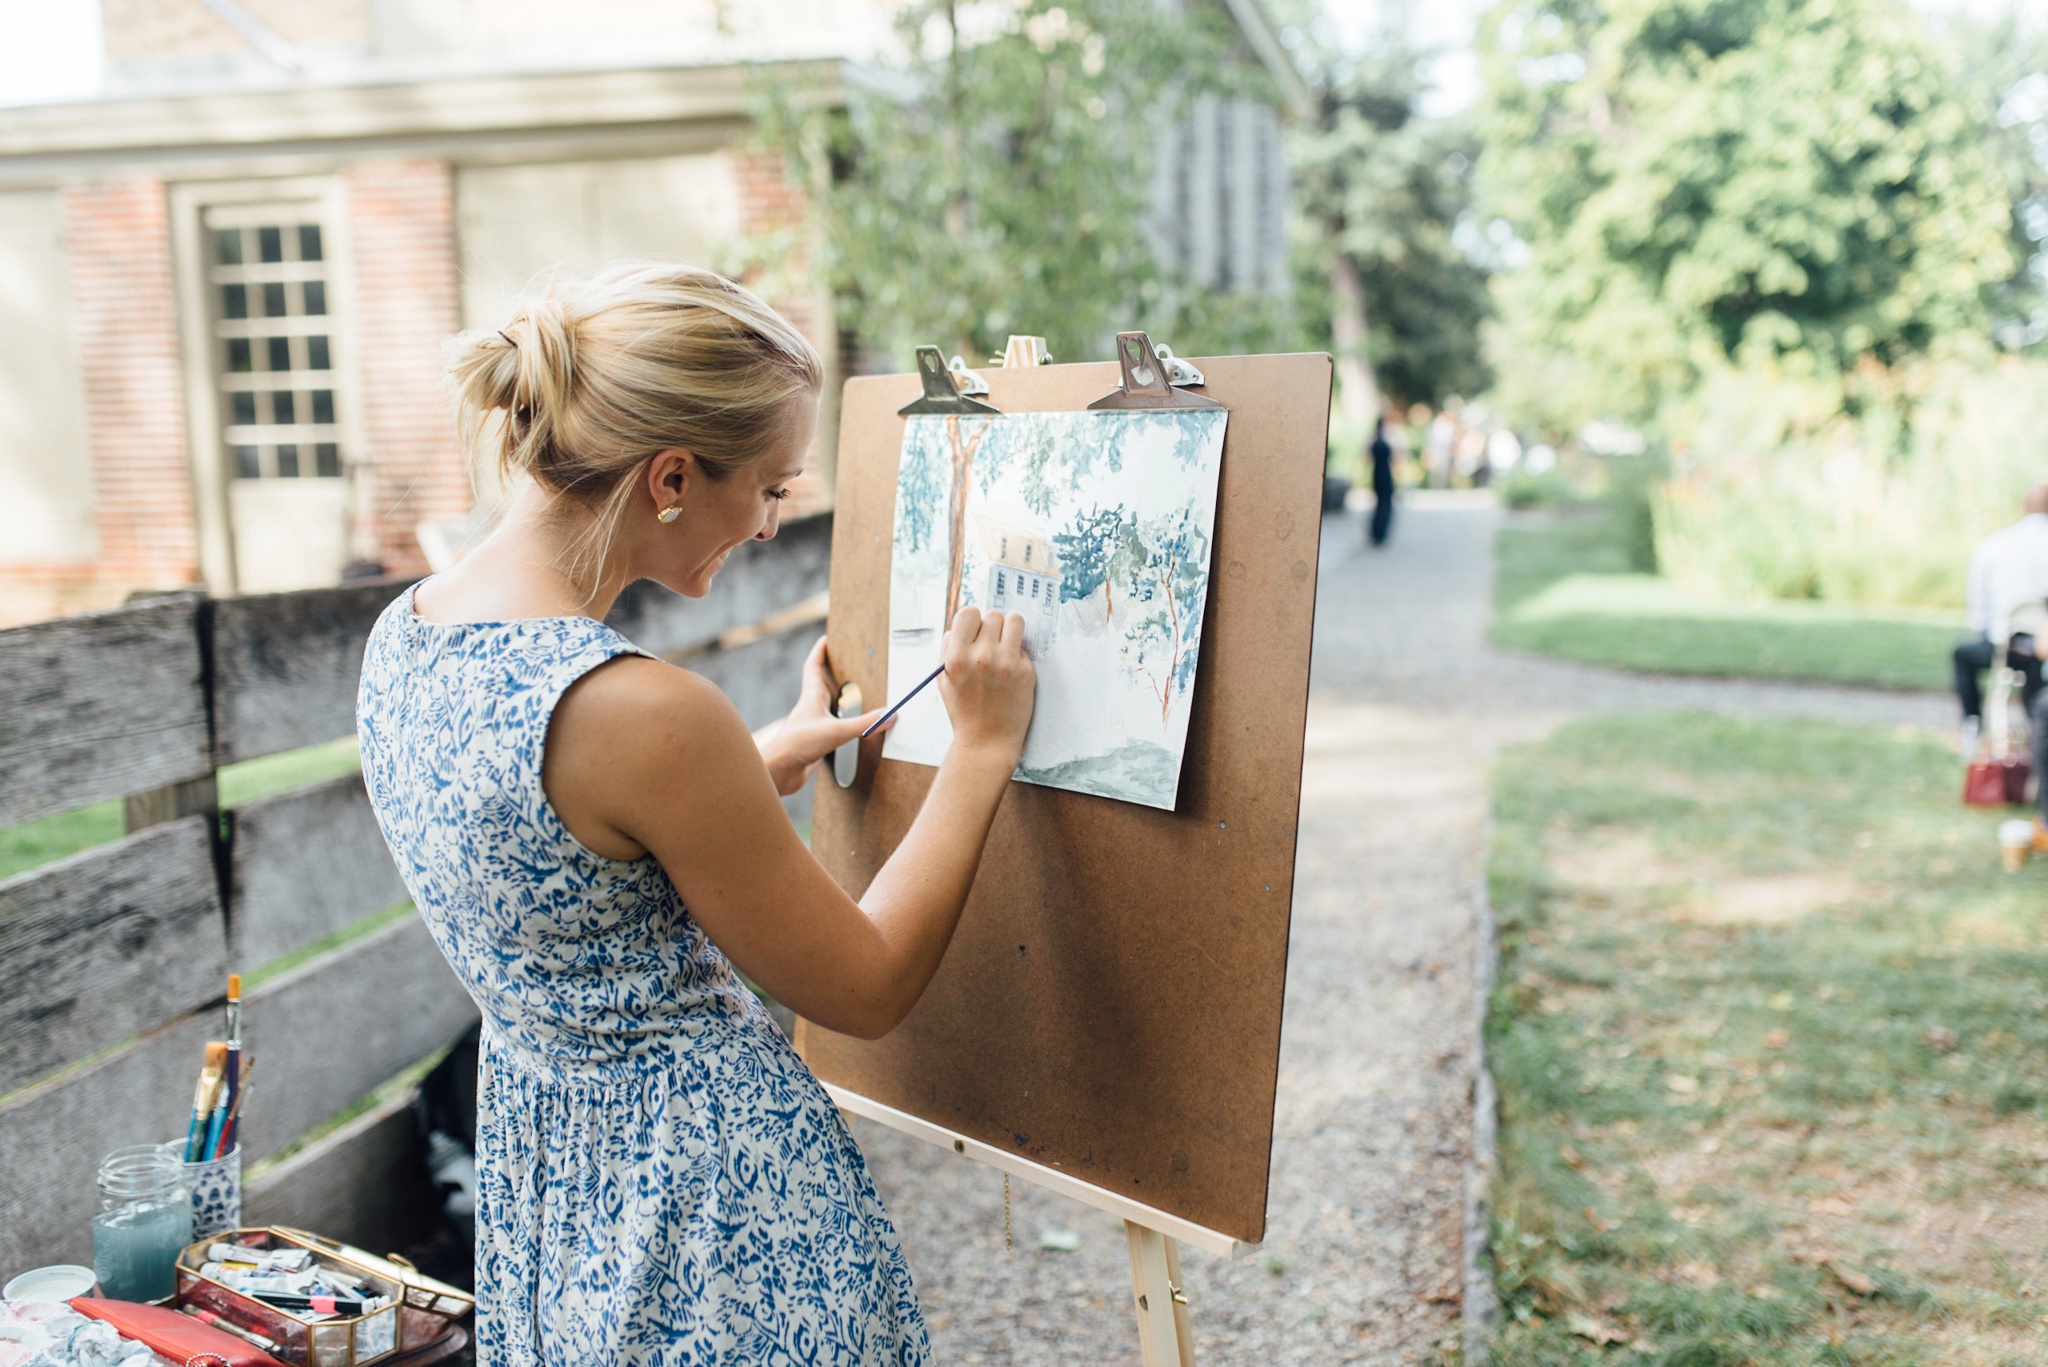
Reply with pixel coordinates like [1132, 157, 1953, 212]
[801, 353, 1331, 1245]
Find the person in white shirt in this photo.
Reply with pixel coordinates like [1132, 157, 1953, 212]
[1956, 485, 2048, 754]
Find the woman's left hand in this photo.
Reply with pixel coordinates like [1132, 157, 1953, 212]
[756, 636, 885, 796]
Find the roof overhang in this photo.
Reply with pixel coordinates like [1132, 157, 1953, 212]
[0, 59, 843, 167]
[1218, 0, 1313, 120]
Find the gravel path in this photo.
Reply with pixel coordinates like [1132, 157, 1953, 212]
[853, 493, 1952, 1365]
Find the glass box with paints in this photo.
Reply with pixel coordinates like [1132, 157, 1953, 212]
[173, 1228, 469, 1366]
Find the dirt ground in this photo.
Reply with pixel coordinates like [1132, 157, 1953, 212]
[851, 494, 1951, 1366]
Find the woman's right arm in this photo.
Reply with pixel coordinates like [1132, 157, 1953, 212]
[543, 607, 1035, 1038]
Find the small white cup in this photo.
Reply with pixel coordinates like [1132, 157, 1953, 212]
[3, 1263, 98, 1302]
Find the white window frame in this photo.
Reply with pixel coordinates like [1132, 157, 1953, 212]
[168, 175, 367, 593]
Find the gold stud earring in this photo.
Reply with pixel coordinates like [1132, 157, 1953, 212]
[656, 505, 681, 524]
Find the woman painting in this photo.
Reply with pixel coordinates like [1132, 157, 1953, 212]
[356, 261, 1036, 1365]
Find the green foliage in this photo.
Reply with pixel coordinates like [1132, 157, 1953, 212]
[1485, 713, 2048, 1363]
[1493, 511, 1962, 690]
[751, 1, 1280, 365]
[1477, 0, 2028, 433]
[1289, 26, 1494, 407]
[1654, 359, 2048, 607]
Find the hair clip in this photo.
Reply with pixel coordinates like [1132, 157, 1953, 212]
[498, 329, 517, 349]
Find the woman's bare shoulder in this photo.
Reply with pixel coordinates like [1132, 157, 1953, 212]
[544, 654, 760, 857]
[554, 653, 740, 751]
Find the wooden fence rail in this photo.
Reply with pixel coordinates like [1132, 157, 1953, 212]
[0, 513, 831, 1271]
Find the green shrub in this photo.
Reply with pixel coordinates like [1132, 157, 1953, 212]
[1653, 359, 2048, 607]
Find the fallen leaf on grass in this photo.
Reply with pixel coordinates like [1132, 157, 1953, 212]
[1583, 1206, 1615, 1232]
[1806, 1196, 1855, 1216]
[1825, 1260, 1878, 1297]
[1676, 1261, 1720, 1288]
[1764, 1029, 1791, 1049]
[1665, 1074, 1699, 1097]
[1565, 1314, 1632, 1346]
[1559, 1144, 1586, 1170]
[1924, 1026, 1958, 1052]
[1670, 1205, 1710, 1223]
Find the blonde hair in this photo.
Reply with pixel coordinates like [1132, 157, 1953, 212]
[445, 260, 823, 582]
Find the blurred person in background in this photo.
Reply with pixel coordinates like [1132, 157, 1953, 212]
[1368, 415, 1397, 547]
[1955, 485, 2048, 755]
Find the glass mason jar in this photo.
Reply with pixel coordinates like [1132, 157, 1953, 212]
[91, 1144, 193, 1302]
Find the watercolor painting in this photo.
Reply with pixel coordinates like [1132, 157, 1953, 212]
[883, 407, 1230, 809]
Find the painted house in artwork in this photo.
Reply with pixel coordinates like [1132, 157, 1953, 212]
[974, 515, 1061, 656]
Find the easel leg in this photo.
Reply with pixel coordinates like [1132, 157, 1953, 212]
[1126, 1223, 1196, 1367]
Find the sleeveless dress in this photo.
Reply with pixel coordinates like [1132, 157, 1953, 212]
[355, 583, 929, 1366]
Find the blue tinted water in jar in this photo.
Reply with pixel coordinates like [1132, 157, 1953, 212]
[92, 1144, 193, 1301]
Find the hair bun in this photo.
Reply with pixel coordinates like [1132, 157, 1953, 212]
[443, 259, 824, 543]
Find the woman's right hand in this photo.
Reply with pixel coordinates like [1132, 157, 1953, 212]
[936, 607, 1036, 763]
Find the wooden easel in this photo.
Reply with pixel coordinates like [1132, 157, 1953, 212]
[806, 335, 1331, 1367]
[825, 1083, 1233, 1367]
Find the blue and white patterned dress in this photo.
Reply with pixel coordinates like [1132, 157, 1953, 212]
[356, 583, 929, 1366]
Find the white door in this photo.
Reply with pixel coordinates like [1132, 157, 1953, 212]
[202, 204, 351, 592]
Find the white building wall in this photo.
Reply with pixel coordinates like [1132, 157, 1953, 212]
[0, 189, 97, 564]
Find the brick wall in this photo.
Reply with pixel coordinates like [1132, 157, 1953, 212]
[729, 147, 837, 515]
[63, 178, 201, 592]
[346, 160, 469, 575]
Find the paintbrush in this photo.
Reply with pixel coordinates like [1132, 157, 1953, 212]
[184, 1041, 227, 1162]
[210, 974, 241, 1159]
[861, 664, 944, 738]
[215, 1055, 255, 1157]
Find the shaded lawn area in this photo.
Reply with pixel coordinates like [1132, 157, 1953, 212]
[0, 736, 364, 882]
[1493, 515, 1961, 693]
[1486, 713, 2048, 1366]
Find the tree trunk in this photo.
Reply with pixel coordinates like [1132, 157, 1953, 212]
[1329, 251, 1380, 459]
[942, 417, 987, 624]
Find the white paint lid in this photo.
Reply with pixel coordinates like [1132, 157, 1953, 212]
[2, 1264, 97, 1302]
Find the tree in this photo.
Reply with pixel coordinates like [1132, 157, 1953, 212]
[941, 417, 991, 622]
[1119, 506, 1210, 722]
[1053, 503, 1137, 617]
[753, 1, 1273, 367]
[1285, 10, 1493, 459]
[1477, 0, 2025, 433]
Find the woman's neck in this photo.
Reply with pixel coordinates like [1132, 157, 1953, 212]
[415, 482, 632, 624]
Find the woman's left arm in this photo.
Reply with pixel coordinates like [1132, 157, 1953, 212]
[754, 636, 883, 796]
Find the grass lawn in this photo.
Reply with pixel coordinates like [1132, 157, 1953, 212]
[1486, 712, 2048, 1365]
[0, 736, 364, 882]
[1493, 514, 1963, 692]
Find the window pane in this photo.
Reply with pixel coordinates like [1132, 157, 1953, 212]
[301, 280, 326, 316]
[267, 337, 292, 372]
[271, 391, 296, 424]
[263, 282, 287, 318]
[298, 224, 323, 262]
[310, 390, 334, 424]
[214, 229, 242, 265]
[221, 284, 248, 319]
[307, 335, 330, 370]
[275, 444, 299, 477]
[315, 442, 340, 477]
[234, 445, 260, 479]
[230, 392, 256, 425]
[226, 338, 252, 372]
[257, 226, 283, 263]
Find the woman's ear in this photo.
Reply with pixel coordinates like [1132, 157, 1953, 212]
[646, 449, 693, 509]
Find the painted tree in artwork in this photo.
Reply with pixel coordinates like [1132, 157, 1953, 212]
[1052, 504, 1136, 618]
[942, 416, 990, 623]
[897, 416, 992, 624]
[1118, 506, 1210, 722]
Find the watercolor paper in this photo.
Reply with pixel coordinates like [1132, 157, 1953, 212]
[883, 407, 1229, 809]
